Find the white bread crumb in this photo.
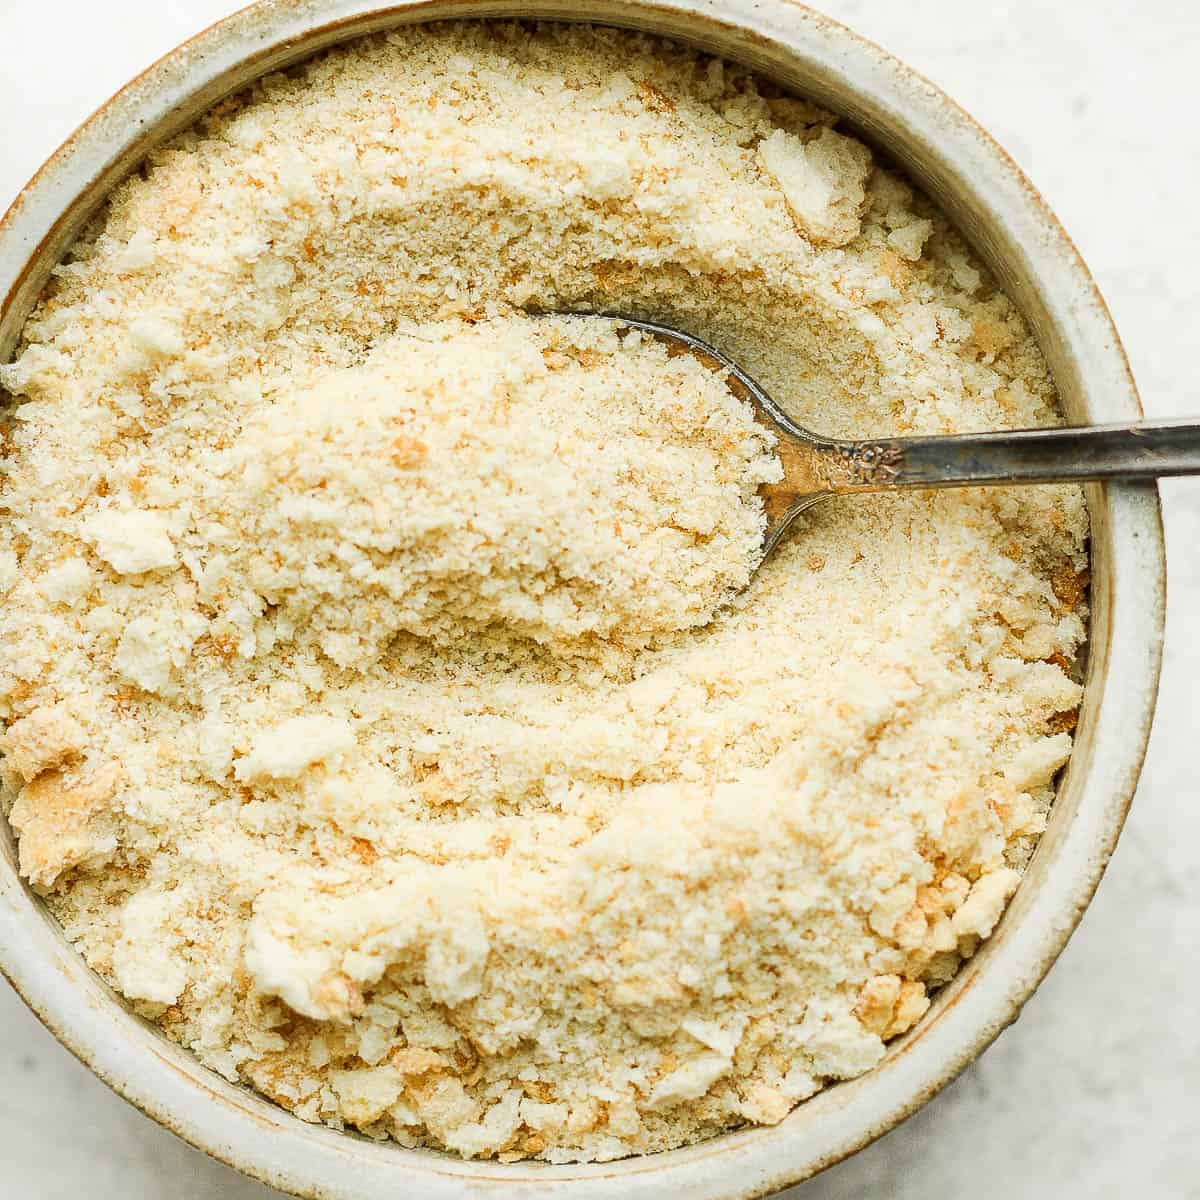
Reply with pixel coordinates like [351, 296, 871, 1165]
[236, 716, 357, 782]
[84, 508, 177, 575]
[758, 126, 872, 246]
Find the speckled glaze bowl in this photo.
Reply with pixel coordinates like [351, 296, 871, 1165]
[0, 2, 1165, 1197]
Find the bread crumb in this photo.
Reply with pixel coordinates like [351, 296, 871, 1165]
[235, 716, 356, 782]
[2, 702, 85, 781]
[952, 869, 1022, 941]
[758, 126, 872, 246]
[84, 508, 177, 575]
[887, 218, 934, 262]
[9, 764, 122, 890]
[648, 1054, 731, 1110]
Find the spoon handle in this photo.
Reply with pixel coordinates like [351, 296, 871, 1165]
[826, 419, 1200, 492]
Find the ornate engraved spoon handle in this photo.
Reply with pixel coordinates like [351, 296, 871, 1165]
[824, 420, 1200, 492]
[549, 313, 1200, 558]
[759, 419, 1200, 553]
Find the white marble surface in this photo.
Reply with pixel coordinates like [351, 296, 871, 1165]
[1, 2, 1197, 1196]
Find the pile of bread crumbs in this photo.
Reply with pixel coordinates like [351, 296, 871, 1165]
[0, 22, 1088, 1162]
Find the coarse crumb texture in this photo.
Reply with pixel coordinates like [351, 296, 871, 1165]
[0, 23, 1088, 1163]
[196, 315, 778, 671]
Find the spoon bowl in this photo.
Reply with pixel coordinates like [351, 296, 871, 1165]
[568, 313, 1200, 563]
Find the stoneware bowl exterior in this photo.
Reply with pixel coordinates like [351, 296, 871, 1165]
[0, 2, 1165, 1198]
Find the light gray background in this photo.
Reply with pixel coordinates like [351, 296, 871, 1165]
[1, 2, 1196, 1196]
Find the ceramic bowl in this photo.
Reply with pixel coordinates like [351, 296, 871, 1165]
[0, 2, 1165, 1197]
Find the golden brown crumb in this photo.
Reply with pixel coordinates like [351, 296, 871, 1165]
[1051, 563, 1091, 611]
[1, 701, 85, 781]
[9, 763, 122, 890]
[1047, 709, 1079, 734]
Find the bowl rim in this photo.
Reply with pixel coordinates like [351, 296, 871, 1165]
[0, 2, 1165, 1198]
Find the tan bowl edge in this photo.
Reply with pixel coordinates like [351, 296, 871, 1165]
[0, 3, 1165, 1198]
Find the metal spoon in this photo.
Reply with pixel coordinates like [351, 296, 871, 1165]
[580, 314, 1200, 559]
